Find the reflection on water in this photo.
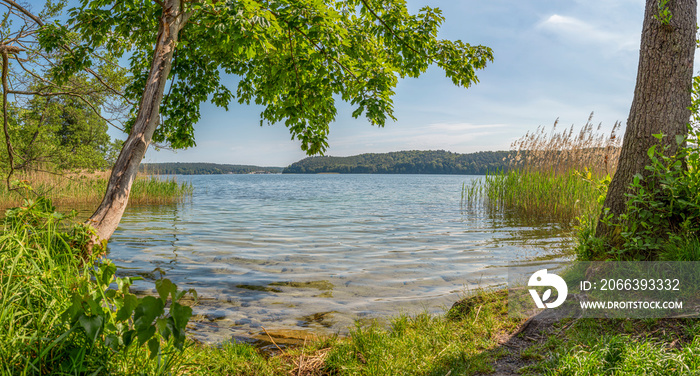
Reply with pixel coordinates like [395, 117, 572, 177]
[108, 174, 572, 344]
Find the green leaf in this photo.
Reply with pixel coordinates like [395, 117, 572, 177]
[170, 302, 193, 330]
[148, 338, 160, 359]
[61, 293, 83, 324]
[633, 174, 642, 186]
[155, 317, 169, 338]
[133, 296, 164, 330]
[105, 333, 120, 352]
[647, 145, 657, 159]
[675, 134, 685, 145]
[167, 316, 186, 349]
[115, 293, 139, 322]
[137, 325, 156, 346]
[122, 329, 136, 348]
[155, 278, 175, 303]
[172, 289, 186, 302]
[100, 261, 117, 286]
[78, 314, 104, 343]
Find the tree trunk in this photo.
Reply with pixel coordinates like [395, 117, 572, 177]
[596, 0, 696, 238]
[86, 0, 186, 248]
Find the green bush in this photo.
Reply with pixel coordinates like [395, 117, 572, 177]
[580, 128, 700, 261]
[0, 197, 195, 375]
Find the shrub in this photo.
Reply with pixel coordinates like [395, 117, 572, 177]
[585, 128, 700, 260]
[0, 197, 195, 374]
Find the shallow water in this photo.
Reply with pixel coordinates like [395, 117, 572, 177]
[107, 174, 572, 345]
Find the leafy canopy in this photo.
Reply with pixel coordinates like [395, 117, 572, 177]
[46, 0, 492, 154]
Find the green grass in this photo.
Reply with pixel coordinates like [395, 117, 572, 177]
[130, 176, 194, 205]
[319, 289, 520, 376]
[462, 169, 603, 227]
[521, 318, 700, 375]
[0, 198, 192, 375]
[4, 174, 699, 375]
[0, 213, 80, 374]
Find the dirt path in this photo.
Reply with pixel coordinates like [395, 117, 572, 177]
[478, 312, 571, 375]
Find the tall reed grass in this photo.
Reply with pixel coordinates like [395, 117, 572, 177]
[464, 170, 603, 225]
[463, 113, 620, 226]
[0, 170, 193, 210]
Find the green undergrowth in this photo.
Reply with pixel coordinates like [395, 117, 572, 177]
[521, 318, 700, 375]
[577, 130, 700, 261]
[318, 289, 519, 375]
[0, 198, 195, 375]
[184, 288, 522, 376]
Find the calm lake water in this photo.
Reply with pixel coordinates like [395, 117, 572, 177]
[108, 174, 572, 345]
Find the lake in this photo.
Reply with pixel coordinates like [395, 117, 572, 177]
[108, 174, 572, 346]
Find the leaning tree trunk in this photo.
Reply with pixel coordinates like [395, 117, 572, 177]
[87, 0, 187, 247]
[596, 0, 696, 239]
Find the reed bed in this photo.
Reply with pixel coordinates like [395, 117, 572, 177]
[509, 113, 622, 175]
[466, 169, 603, 225]
[463, 113, 621, 226]
[0, 170, 193, 210]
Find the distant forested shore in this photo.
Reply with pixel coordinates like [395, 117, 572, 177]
[282, 150, 511, 174]
[140, 163, 284, 175]
[142, 150, 512, 175]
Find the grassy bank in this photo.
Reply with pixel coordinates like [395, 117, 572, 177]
[0, 199, 197, 375]
[0, 170, 193, 210]
[4, 119, 700, 374]
[0, 199, 527, 375]
[522, 318, 700, 375]
[2, 197, 699, 375]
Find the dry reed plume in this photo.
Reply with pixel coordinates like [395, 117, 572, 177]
[463, 113, 620, 225]
[508, 112, 622, 176]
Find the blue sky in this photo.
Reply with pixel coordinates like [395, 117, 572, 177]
[131, 0, 697, 167]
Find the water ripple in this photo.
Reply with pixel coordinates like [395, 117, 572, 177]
[109, 174, 571, 343]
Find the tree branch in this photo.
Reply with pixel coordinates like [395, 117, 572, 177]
[287, 21, 357, 79]
[0, 0, 43, 26]
[2, 1, 133, 105]
[10, 90, 126, 132]
[1, 49, 16, 189]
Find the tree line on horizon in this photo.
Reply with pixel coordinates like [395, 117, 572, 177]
[282, 150, 512, 174]
[140, 163, 283, 175]
[140, 150, 513, 175]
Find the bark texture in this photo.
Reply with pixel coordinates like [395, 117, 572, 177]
[87, 0, 186, 246]
[597, 0, 696, 237]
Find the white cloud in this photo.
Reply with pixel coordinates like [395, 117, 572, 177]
[537, 14, 637, 51]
